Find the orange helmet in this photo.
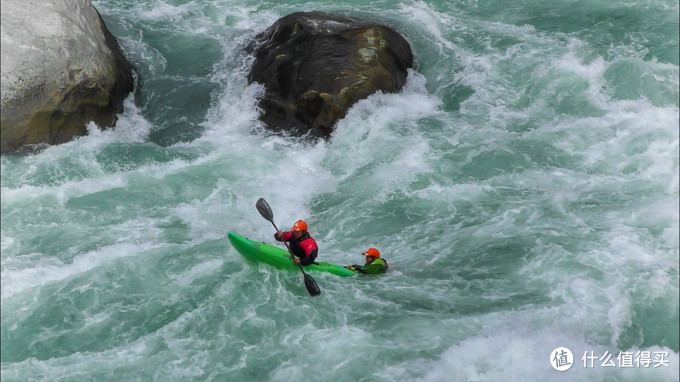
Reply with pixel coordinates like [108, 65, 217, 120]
[362, 247, 380, 258]
[292, 220, 308, 232]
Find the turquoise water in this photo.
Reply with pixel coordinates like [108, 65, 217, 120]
[1, 0, 678, 381]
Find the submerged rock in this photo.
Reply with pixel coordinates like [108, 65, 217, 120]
[0, 0, 134, 154]
[248, 11, 413, 138]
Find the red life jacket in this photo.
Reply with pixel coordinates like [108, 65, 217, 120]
[279, 231, 318, 265]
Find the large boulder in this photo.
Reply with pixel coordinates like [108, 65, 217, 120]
[248, 12, 413, 138]
[0, 0, 134, 154]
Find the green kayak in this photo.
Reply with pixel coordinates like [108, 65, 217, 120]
[227, 232, 355, 277]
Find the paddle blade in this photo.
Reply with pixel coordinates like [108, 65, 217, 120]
[256, 198, 274, 222]
[303, 273, 321, 296]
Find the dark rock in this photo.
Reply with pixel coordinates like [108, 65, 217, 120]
[248, 12, 413, 138]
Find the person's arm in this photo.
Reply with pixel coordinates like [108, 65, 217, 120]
[274, 231, 292, 241]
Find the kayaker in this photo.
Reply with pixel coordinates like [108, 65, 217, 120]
[345, 247, 388, 274]
[274, 219, 318, 266]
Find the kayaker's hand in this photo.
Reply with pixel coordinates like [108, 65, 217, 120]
[293, 257, 301, 264]
[274, 231, 283, 240]
[345, 265, 356, 270]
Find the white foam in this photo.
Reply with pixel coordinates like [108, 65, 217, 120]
[397, 1, 457, 52]
[2, 2, 678, 381]
[1, 241, 156, 300]
[0, 154, 196, 208]
[416, 329, 679, 382]
[327, 71, 442, 180]
[136, 0, 192, 20]
[53, 95, 151, 153]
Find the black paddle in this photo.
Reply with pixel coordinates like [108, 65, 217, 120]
[256, 198, 321, 296]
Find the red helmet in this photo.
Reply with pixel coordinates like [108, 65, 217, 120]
[362, 247, 380, 258]
[292, 220, 308, 232]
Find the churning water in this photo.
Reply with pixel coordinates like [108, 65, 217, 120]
[2, 0, 678, 381]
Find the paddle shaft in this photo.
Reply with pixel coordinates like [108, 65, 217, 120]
[256, 198, 321, 296]
[267, 220, 304, 270]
